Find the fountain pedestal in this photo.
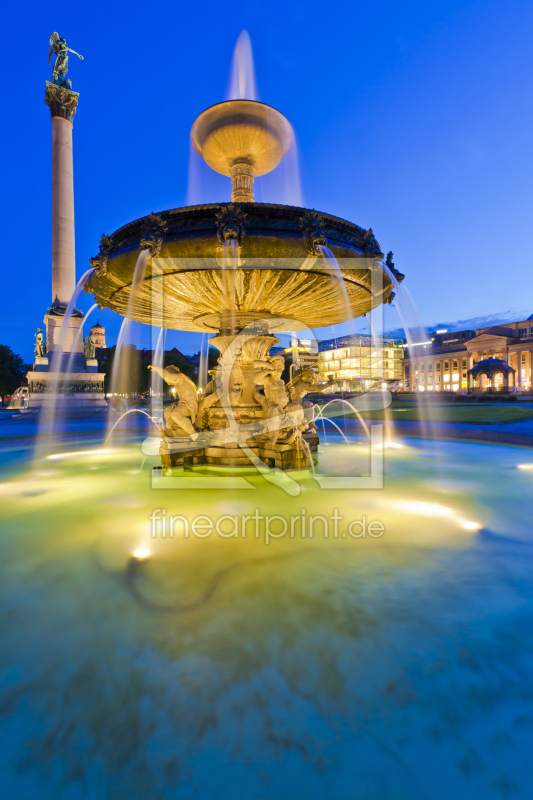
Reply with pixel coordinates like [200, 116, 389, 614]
[160, 435, 316, 471]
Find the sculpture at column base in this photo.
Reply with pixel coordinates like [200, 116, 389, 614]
[34, 328, 46, 359]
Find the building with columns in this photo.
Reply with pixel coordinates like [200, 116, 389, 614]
[403, 316, 533, 393]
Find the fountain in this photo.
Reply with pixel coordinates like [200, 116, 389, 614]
[85, 99, 402, 470]
[1, 31, 532, 800]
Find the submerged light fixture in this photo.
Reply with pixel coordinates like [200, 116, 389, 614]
[132, 547, 151, 561]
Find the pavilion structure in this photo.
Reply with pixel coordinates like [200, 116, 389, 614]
[468, 358, 516, 393]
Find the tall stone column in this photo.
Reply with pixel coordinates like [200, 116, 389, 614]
[44, 82, 79, 307]
[43, 82, 84, 365]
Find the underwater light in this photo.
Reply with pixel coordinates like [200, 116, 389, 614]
[395, 501, 453, 517]
[459, 520, 481, 531]
[395, 501, 482, 532]
[132, 547, 151, 560]
[517, 464, 533, 470]
[384, 442, 403, 449]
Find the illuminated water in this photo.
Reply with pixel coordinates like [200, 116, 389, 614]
[0, 435, 532, 798]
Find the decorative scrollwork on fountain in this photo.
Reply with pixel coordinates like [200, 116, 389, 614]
[88, 234, 114, 279]
[215, 204, 247, 247]
[140, 213, 168, 258]
[386, 251, 405, 283]
[362, 227, 383, 257]
[299, 211, 327, 256]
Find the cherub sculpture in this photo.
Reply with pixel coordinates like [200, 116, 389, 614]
[286, 367, 335, 430]
[148, 365, 199, 439]
[49, 32, 84, 89]
[252, 355, 289, 445]
[196, 369, 220, 431]
[34, 328, 45, 359]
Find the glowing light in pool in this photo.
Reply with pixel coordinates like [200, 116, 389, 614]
[47, 449, 113, 460]
[517, 464, 533, 470]
[395, 501, 454, 517]
[132, 548, 151, 560]
[394, 500, 482, 532]
[459, 520, 481, 531]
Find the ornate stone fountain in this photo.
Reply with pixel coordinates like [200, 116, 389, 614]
[86, 99, 403, 470]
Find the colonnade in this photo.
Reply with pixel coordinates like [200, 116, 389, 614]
[404, 347, 533, 392]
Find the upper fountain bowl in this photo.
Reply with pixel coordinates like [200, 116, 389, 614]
[191, 100, 293, 201]
[191, 100, 293, 177]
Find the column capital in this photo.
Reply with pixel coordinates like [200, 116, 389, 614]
[44, 81, 79, 124]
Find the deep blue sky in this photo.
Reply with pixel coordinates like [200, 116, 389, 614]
[3, 0, 533, 361]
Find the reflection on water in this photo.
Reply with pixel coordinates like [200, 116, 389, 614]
[0, 438, 532, 799]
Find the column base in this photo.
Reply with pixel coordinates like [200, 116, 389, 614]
[26, 370, 106, 411]
[33, 357, 49, 372]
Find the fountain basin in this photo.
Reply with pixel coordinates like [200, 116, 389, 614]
[86, 202, 392, 332]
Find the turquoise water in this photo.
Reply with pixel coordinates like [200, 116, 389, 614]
[0, 436, 532, 799]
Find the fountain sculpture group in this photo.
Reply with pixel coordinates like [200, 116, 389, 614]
[84, 98, 403, 470]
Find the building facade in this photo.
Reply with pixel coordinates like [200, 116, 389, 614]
[403, 316, 533, 392]
[90, 319, 106, 349]
[317, 335, 404, 392]
[285, 338, 319, 371]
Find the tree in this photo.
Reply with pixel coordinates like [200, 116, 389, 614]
[100, 346, 197, 396]
[100, 345, 141, 396]
[164, 351, 196, 380]
[0, 345, 30, 404]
